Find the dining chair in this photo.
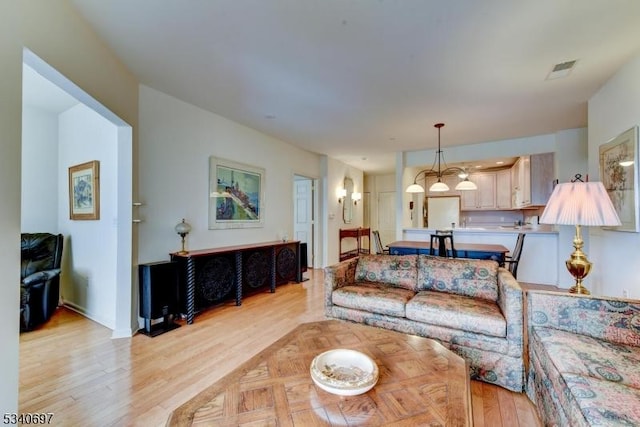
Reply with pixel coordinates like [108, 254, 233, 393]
[503, 233, 525, 279]
[372, 230, 389, 254]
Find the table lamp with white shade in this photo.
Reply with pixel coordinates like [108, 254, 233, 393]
[539, 181, 621, 294]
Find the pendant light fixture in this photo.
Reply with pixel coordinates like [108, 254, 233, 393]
[406, 123, 478, 193]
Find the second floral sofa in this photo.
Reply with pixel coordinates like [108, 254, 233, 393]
[324, 253, 524, 392]
[526, 290, 640, 426]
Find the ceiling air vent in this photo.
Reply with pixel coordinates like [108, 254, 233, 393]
[546, 60, 577, 80]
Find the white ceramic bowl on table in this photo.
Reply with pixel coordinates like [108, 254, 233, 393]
[310, 349, 379, 396]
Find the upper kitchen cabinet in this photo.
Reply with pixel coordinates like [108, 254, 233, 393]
[461, 172, 496, 210]
[512, 153, 555, 208]
[496, 169, 512, 209]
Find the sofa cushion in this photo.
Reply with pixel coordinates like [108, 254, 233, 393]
[530, 326, 640, 391]
[406, 291, 506, 338]
[531, 326, 640, 426]
[560, 374, 640, 426]
[417, 256, 499, 301]
[354, 254, 418, 291]
[332, 282, 415, 317]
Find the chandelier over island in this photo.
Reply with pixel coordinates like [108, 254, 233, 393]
[406, 123, 478, 193]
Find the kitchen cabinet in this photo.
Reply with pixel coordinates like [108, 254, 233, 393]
[512, 153, 554, 207]
[496, 169, 512, 208]
[461, 172, 496, 210]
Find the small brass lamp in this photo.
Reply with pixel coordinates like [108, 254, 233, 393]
[175, 219, 192, 255]
[539, 182, 621, 294]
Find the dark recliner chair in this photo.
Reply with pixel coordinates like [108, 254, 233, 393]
[20, 233, 63, 331]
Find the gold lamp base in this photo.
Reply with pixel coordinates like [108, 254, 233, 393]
[177, 235, 188, 255]
[566, 225, 592, 295]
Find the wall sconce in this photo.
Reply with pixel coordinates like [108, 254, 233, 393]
[337, 188, 347, 203]
[352, 192, 362, 205]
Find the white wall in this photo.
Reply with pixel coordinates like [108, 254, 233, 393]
[138, 85, 323, 264]
[0, 1, 22, 413]
[22, 101, 126, 331]
[588, 53, 640, 298]
[21, 106, 59, 232]
[325, 157, 364, 265]
[58, 104, 119, 328]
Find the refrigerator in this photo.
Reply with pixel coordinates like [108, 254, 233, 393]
[426, 196, 461, 230]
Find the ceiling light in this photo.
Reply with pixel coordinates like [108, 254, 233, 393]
[405, 123, 477, 193]
[455, 179, 478, 191]
[406, 183, 424, 193]
[620, 160, 634, 167]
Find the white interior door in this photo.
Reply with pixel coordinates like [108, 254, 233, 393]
[294, 177, 313, 267]
[377, 191, 396, 249]
[363, 192, 371, 228]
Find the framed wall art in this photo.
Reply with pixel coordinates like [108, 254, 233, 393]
[69, 160, 100, 220]
[209, 156, 265, 229]
[599, 126, 639, 232]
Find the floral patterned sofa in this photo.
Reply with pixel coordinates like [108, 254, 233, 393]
[526, 290, 640, 426]
[324, 254, 524, 392]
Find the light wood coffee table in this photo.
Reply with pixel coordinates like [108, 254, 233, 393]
[167, 320, 472, 426]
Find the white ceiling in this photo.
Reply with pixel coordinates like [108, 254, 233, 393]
[68, 0, 640, 173]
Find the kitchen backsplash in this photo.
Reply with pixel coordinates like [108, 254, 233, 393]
[460, 207, 544, 227]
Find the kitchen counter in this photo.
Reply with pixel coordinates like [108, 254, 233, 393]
[402, 227, 559, 285]
[404, 225, 557, 234]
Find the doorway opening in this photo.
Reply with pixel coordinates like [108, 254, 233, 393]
[22, 49, 134, 338]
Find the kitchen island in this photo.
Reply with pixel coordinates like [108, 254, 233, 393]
[403, 226, 559, 285]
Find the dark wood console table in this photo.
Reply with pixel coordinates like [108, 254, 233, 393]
[339, 227, 370, 261]
[171, 240, 301, 324]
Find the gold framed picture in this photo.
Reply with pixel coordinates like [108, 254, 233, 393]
[68, 160, 100, 220]
[599, 126, 639, 232]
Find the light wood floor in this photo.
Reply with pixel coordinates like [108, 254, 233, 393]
[19, 269, 542, 426]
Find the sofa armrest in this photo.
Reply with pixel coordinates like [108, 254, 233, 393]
[497, 267, 524, 354]
[527, 290, 640, 347]
[324, 257, 359, 314]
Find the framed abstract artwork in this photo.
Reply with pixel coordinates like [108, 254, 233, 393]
[68, 160, 100, 220]
[599, 126, 639, 232]
[209, 156, 265, 229]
